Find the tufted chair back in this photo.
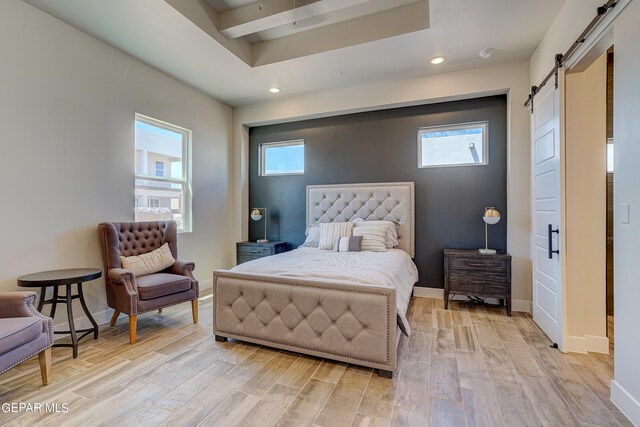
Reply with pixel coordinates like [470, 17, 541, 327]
[100, 221, 178, 271]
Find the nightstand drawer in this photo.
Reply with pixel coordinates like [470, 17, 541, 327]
[448, 257, 507, 273]
[449, 270, 509, 295]
[237, 255, 263, 265]
[237, 246, 272, 256]
[236, 241, 288, 266]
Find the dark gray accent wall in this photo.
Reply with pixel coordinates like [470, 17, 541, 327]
[248, 95, 507, 288]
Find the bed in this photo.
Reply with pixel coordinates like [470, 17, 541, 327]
[213, 182, 416, 377]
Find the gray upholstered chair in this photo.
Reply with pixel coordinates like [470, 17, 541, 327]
[98, 221, 199, 344]
[0, 292, 53, 385]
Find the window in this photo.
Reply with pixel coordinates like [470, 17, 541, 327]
[418, 122, 488, 168]
[259, 140, 304, 176]
[155, 161, 165, 177]
[134, 114, 192, 232]
[607, 138, 614, 173]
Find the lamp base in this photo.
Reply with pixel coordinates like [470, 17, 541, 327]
[257, 239, 269, 243]
[478, 248, 497, 255]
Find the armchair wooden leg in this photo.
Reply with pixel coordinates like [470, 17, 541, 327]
[129, 315, 137, 345]
[191, 299, 198, 324]
[110, 310, 120, 327]
[38, 348, 51, 386]
[158, 308, 163, 314]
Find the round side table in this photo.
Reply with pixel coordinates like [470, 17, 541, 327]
[17, 268, 102, 359]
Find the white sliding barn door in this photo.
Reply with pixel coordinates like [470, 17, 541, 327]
[531, 75, 565, 350]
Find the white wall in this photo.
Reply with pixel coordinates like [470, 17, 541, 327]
[0, 0, 235, 329]
[565, 53, 608, 354]
[530, 0, 607, 84]
[611, 0, 640, 423]
[233, 60, 533, 310]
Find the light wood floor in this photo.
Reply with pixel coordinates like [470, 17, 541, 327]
[0, 293, 630, 426]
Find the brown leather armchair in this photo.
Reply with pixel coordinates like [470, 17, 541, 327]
[98, 221, 198, 344]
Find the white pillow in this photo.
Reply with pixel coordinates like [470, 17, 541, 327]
[352, 218, 398, 248]
[300, 224, 320, 248]
[318, 222, 354, 250]
[120, 243, 175, 277]
[353, 225, 387, 252]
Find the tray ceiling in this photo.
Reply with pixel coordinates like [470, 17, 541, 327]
[23, 0, 566, 106]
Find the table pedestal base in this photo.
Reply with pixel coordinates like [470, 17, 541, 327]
[38, 283, 99, 359]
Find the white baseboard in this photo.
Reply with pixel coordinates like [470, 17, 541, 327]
[412, 287, 532, 313]
[50, 278, 215, 342]
[586, 334, 610, 354]
[611, 380, 640, 426]
[565, 334, 610, 354]
[200, 278, 213, 291]
[512, 299, 533, 313]
[412, 287, 444, 299]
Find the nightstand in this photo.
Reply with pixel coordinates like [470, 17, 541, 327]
[443, 249, 512, 315]
[236, 241, 288, 265]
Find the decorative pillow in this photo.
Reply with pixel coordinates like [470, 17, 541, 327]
[120, 243, 175, 277]
[353, 225, 387, 252]
[300, 224, 320, 248]
[352, 218, 399, 248]
[318, 222, 354, 250]
[333, 236, 363, 252]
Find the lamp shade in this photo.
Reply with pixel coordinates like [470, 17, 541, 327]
[483, 207, 501, 225]
[250, 209, 263, 221]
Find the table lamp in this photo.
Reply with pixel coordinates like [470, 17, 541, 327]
[250, 208, 268, 243]
[479, 207, 500, 254]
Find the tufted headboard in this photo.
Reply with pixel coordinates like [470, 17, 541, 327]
[307, 182, 415, 257]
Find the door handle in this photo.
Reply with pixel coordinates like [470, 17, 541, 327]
[548, 224, 559, 259]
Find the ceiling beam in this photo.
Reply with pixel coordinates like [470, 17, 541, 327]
[219, 0, 373, 39]
[252, 0, 429, 66]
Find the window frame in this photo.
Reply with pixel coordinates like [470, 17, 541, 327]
[134, 113, 193, 233]
[417, 121, 489, 169]
[259, 139, 305, 176]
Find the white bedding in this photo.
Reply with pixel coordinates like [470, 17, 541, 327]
[231, 247, 419, 336]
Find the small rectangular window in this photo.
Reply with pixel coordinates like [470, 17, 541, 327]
[259, 140, 304, 176]
[418, 122, 488, 168]
[155, 161, 165, 177]
[135, 114, 192, 232]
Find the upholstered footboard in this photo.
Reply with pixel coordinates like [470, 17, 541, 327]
[213, 270, 398, 375]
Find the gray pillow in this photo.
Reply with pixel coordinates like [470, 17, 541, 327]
[333, 236, 363, 252]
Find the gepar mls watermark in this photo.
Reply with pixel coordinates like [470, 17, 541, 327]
[1, 402, 69, 414]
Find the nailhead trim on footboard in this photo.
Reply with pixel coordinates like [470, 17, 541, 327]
[213, 271, 396, 371]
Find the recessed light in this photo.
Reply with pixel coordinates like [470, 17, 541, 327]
[269, 87, 280, 93]
[430, 56, 445, 65]
[479, 48, 495, 59]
